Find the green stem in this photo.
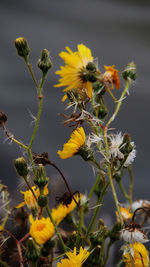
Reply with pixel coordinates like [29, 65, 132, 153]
[104, 129, 123, 226]
[84, 182, 109, 245]
[128, 166, 134, 204]
[88, 173, 102, 199]
[75, 206, 84, 248]
[106, 79, 131, 129]
[25, 60, 39, 89]
[46, 205, 67, 253]
[28, 73, 46, 149]
[117, 180, 132, 205]
[23, 175, 37, 201]
[104, 241, 113, 266]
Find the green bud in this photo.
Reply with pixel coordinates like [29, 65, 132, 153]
[25, 238, 40, 262]
[41, 239, 55, 257]
[14, 157, 29, 177]
[34, 164, 49, 188]
[38, 49, 52, 74]
[93, 81, 106, 96]
[14, 37, 30, 61]
[113, 170, 123, 182]
[38, 195, 48, 207]
[108, 222, 122, 241]
[86, 62, 97, 72]
[78, 144, 94, 162]
[122, 62, 136, 81]
[119, 134, 133, 156]
[84, 72, 97, 83]
[93, 105, 108, 119]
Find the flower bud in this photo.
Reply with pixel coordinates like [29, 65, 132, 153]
[119, 134, 133, 156]
[14, 157, 29, 177]
[86, 62, 97, 72]
[113, 170, 123, 182]
[14, 37, 30, 61]
[78, 144, 94, 162]
[25, 238, 40, 262]
[0, 110, 7, 127]
[93, 105, 108, 119]
[38, 49, 52, 75]
[93, 81, 106, 96]
[122, 62, 136, 81]
[38, 195, 48, 207]
[34, 164, 49, 188]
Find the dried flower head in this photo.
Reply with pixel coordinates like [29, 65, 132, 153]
[108, 133, 136, 167]
[120, 224, 149, 243]
[55, 44, 94, 101]
[57, 247, 89, 267]
[103, 65, 120, 89]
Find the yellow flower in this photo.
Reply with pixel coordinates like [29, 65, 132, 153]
[57, 127, 86, 159]
[116, 207, 133, 222]
[103, 65, 120, 89]
[51, 194, 81, 225]
[16, 184, 48, 210]
[55, 44, 94, 100]
[29, 215, 54, 245]
[57, 247, 89, 267]
[123, 242, 149, 267]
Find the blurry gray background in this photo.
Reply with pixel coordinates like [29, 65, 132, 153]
[0, 0, 150, 264]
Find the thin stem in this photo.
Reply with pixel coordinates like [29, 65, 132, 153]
[28, 73, 46, 149]
[46, 205, 67, 253]
[75, 206, 84, 248]
[25, 60, 39, 89]
[88, 173, 102, 199]
[128, 166, 134, 204]
[106, 79, 131, 129]
[104, 128, 123, 226]
[23, 175, 37, 201]
[104, 241, 112, 266]
[84, 182, 109, 245]
[2, 123, 28, 150]
[117, 180, 132, 205]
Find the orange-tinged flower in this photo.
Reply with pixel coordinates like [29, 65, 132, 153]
[116, 207, 133, 222]
[57, 247, 89, 267]
[55, 44, 94, 100]
[103, 65, 120, 89]
[16, 184, 48, 210]
[29, 215, 54, 245]
[51, 194, 81, 225]
[123, 242, 149, 267]
[57, 127, 86, 159]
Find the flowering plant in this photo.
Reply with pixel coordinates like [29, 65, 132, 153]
[0, 38, 149, 267]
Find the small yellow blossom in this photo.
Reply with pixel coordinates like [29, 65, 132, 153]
[57, 127, 86, 159]
[16, 184, 48, 210]
[103, 65, 120, 89]
[51, 194, 81, 225]
[29, 215, 54, 245]
[57, 247, 89, 267]
[123, 242, 149, 267]
[116, 207, 133, 222]
[55, 44, 94, 100]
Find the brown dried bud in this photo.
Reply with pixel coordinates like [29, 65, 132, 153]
[0, 110, 7, 127]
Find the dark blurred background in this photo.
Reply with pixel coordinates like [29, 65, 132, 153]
[0, 0, 150, 265]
